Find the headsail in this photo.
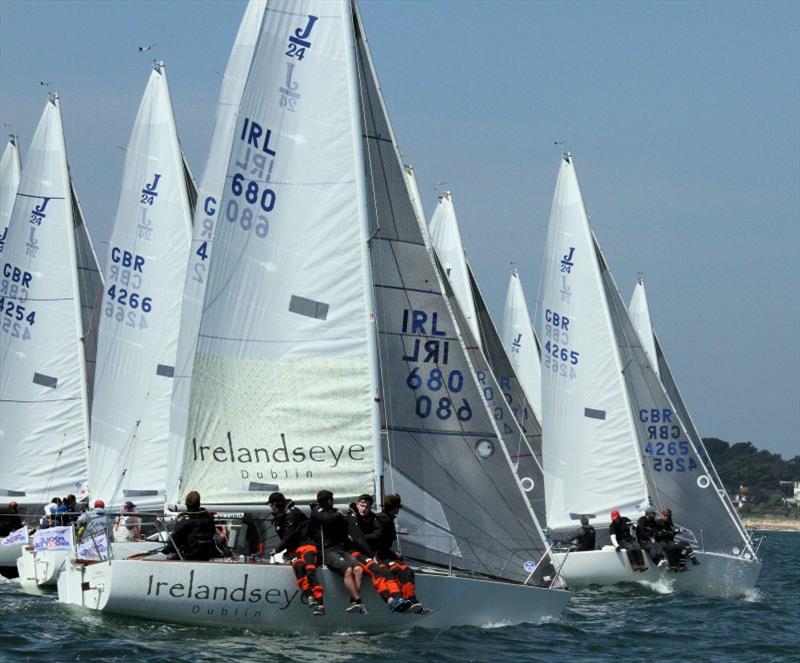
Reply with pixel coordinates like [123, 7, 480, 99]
[0, 135, 22, 254]
[354, 3, 551, 584]
[501, 267, 542, 421]
[628, 277, 658, 377]
[0, 96, 92, 504]
[89, 63, 193, 508]
[539, 155, 648, 530]
[178, 0, 377, 506]
[167, 0, 266, 504]
[402, 164, 427, 231]
[427, 192, 481, 346]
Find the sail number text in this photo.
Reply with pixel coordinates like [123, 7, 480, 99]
[640, 408, 697, 472]
[543, 308, 579, 379]
[0, 262, 36, 341]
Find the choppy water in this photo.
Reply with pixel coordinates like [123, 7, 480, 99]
[1, 532, 797, 662]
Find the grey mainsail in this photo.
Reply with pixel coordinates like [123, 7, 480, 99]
[354, 4, 552, 585]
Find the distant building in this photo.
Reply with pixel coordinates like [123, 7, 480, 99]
[779, 480, 800, 506]
[733, 485, 750, 508]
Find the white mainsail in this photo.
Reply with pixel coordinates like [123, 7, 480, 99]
[167, 0, 266, 504]
[0, 135, 22, 254]
[88, 63, 193, 509]
[403, 164, 427, 228]
[539, 155, 648, 530]
[177, 0, 377, 505]
[427, 192, 481, 346]
[628, 277, 658, 377]
[502, 267, 543, 421]
[0, 96, 96, 505]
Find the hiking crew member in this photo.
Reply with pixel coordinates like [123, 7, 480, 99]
[369, 494, 424, 612]
[565, 515, 596, 551]
[267, 492, 325, 616]
[0, 501, 22, 537]
[163, 491, 220, 561]
[113, 501, 142, 542]
[609, 509, 646, 571]
[349, 494, 411, 613]
[657, 507, 699, 571]
[636, 506, 665, 566]
[77, 499, 108, 542]
[310, 490, 366, 614]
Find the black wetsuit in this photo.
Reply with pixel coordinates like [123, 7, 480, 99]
[657, 516, 695, 568]
[272, 504, 315, 554]
[310, 505, 368, 573]
[636, 515, 664, 564]
[164, 508, 219, 561]
[567, 525, 596, 551]
[609, 516, 645, 567]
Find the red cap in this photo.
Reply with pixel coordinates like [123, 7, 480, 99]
[611, 509, 620, 520]
[94, 499, 105, 508]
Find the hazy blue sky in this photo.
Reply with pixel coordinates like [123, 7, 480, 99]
[1, 1, 797, 458]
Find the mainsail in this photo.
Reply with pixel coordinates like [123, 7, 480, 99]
[402, 164, 427, 233]
[0, 96, 94, 504]
[627, 277, 658, 377]
[167, 0, 266, 504]
[427, 192, 481, 346]
[501, 267, 543, 421]
[89, 63, 193, 508]
[628, 279, 754, 555]
[354, 2, 551, 583]
[539, 155, 648, 530]
[0, 135, 22, 254]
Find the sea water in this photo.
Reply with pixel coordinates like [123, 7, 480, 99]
[1, 532, 796, 662]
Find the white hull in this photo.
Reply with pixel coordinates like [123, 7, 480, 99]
[553, 547, 760, 598]
[18, 541, 163, 590]
[0, 543, 24, 577]
[58, 559, 569, 633]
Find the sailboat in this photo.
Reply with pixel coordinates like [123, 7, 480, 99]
[628, 277, 751, 543]
[0, 94, 102, 577]
[501, 267, 543, 421]
[167, 0, 266, 503]
[540, 154, 760, 597]
[57, 0, 568, 631]
[0, 134, 22, 254]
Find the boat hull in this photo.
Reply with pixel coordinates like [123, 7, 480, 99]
[58, 559, 569, 633]
[0, 543, 24, 578]
[18, 541, 163, 590]
[552, 547, 760, 597]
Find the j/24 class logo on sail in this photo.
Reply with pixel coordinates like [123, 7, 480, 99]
[400, 308, 472, 422]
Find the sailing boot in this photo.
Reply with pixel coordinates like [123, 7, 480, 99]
[312, 603, 326, 616]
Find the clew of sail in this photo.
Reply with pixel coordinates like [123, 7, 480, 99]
[89, 63, 193, 509]
[167, 0, 266, 506]
[501, 267, 543, 421]
[0, 135, 22, 254]
[354, 4, 552, 585]
[0, 96, 91, 504]
[179, 0, 377, 506]
[626, 279, 755, 556]
[538, 155, 648, 531]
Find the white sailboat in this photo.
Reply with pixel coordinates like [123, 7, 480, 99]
[0, 134, 22, 254]
[540, 154, 760, 597]
[58, 0, 568, 631]
[501, 267, 543, 421]
[167, 0, 266, 500]
[0, 95, 102, 576]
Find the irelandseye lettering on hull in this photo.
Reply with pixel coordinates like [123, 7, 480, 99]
[192, 433, 366, 469]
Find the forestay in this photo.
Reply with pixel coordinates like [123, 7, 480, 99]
[538, 155, 648, 531]
[354, 4, 551, 584]
[428, 192, 481, 346]
[89, 63, 192, 509]
[0, 96, 93, 504]
[501, 267, 542, 421]
[628, 280, 754, 555]
[180, 0, 376, 505]
[627, 278, 658, 377]
[0, 135, 22, 254]
[598, 241, 752, 556]
[167, 0, 265, 505]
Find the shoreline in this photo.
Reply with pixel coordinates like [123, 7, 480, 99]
[742, 517, 800, 532]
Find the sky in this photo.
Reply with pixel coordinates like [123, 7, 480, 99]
[0, 0, 798, 459]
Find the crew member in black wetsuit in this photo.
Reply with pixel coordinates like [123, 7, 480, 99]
[268, 492, 325, 615]
[637, 506, 665, 567]
[163, 491, 221, 561]
[310, 490, 366, 613]
[657, 507, 699, 570]
[565, 515, 596, 551]
[609, 509, 646, 571]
